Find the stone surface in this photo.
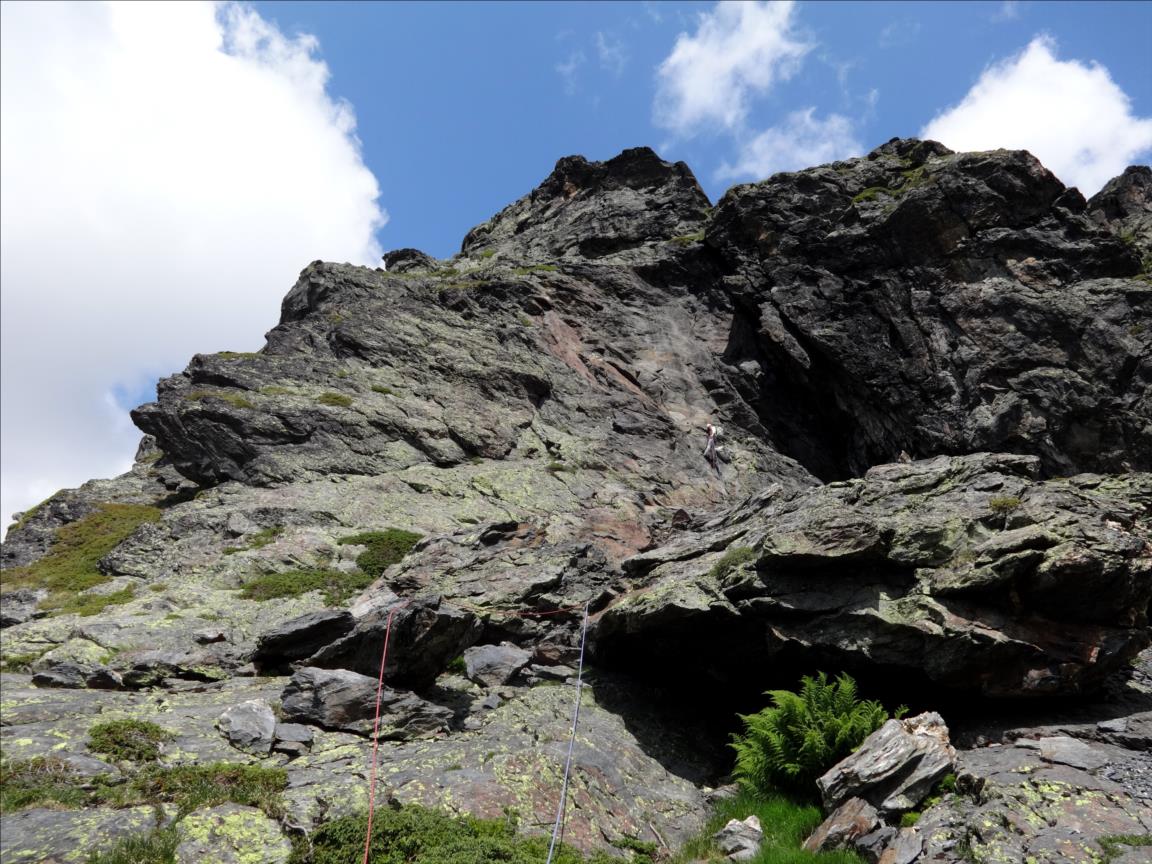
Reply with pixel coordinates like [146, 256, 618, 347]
[0, 806, 160, 864]
[595, 454, 1152, 697]
[818, 712, 957, 814]
[464, 641, 532, 687]
[3, 140, 1151, 860]
[713, 814, 763, 862]
[802, 797, 880, 854]
[279, 666, 452, 738]
[216, 699, 276, 755]
[174, 803, 291, 864]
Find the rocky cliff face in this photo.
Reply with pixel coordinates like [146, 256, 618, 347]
[2, 140, 1150, 863]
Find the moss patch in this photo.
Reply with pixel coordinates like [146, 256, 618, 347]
[709, 545, 757, 580]
[336, 528, 422, 578]
[317, 392, 353, 408]
[0, 503, 160, 614]
[240, 568, 373, 606]
[88, 719, 172, 763]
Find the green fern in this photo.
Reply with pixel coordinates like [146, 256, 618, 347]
[732, 672, 899, 795]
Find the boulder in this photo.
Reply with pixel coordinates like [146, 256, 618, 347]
[713, 814, 763, 862]
[252, 609, 355, 670]
[272, 722, 313, 758]
[803, 798, 881, 855]
[31, 660, 123, 690]
[216, 700, 276, 755]
[818, 712, 956, 815]
[0, 588, 46, 627]
[306, 597, 482, 689]
[280, 666, 451, 738]
[464, 642, 531, 687]
[174, 803, 291, 864]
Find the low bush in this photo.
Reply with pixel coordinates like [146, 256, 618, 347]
[88, 719, 172, 762]
[240, 568, 374, 605]
[732, 672, 899, 796]
[988, 495, 1021, 517]
[107, 763, 287, 818]
[337, 529, 422, 578]
[291, 804, 620, 864]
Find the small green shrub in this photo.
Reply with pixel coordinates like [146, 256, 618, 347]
[240, 568, 375, 605]
[0, 503, 160, 614]
[732, 672, 900, 796]
[293, 804, 608, 864]
[709, 545, 757, 580]
[511, 264, 558, 275]
[545, 461, 571, 473]
[479, 249, 496, 259]
[216, 351, 260, 360]
[371, 384, 395, 395]
[88, 719, 172, 762]
[852, 186, 891, 204]
[0, 650, 47, 673]
[186, 390, 256, 410]
[988, 496, 1021, 517]
[86, 827, 182, 864]
[899, 811, 921, 827]
[260, 385, 295, 396]
[670, 231, 705, 246]
[317, 392, 353, 408]
[446, 655, 467, 674]
[337, 529, 423, 577]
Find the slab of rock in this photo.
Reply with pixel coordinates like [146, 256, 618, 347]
[803, 797, 880, 854]
[175, 803, 291, 864]
[306, 597, 481, 689]
[714, 814, 763, 862]
[0, 806, 158, 863]
[252, 610, 355, 670]
[818, 712, 956, 815]
[31, 660, 123, 690]
[0, 588, 46, 627]
[272, 721, 314, 757]
[464, 642, 532, 687]
[280, 666, 451, 738]
[216, 699, 276, 755]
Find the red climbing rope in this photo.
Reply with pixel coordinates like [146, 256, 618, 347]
[362, 601, 405, 864]
[359, 596, 596, 862]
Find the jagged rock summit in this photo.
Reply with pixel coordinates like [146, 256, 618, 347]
[2, 139, 1150, 864]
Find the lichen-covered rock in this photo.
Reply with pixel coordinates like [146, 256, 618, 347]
[0, 806, 160, 864]
[252, 609, 355, 671]
[817, 713, 956, 814]
[595, 453, 1152, 697]
[174, 803, 291, 864]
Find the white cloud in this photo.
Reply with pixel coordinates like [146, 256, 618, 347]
[718, 108, 862, 181]
[556, 49, 586, 95]
[992, 1, 1021, 22]
[922, 36, 1152, 194]
[596, 32, 628, 77]
[654, 0, 810, 136]
[0, 1, 385, 526]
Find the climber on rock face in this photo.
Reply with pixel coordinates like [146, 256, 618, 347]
[704, 423, 720, 471]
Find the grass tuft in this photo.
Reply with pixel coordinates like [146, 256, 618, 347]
[87, 826, 182, 864]
[186, 390, 256, 410]
[88, 719, 172, 763]
[240, 568, 375, 606]
[709, 546, 757, 580]
[0, 503, 160, 615]
[336, 529, 422, 578]
[317, 392, 353, 408]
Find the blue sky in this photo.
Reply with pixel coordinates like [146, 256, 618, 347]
[2, 0, 1150, 522]
[254, 0, 1152, 258]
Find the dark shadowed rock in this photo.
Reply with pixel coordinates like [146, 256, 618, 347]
[252, 609, 355, 670]
[306, 596, 482, 689]
[280, 666, 452, 738]
[595, 453, 1152, 697]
